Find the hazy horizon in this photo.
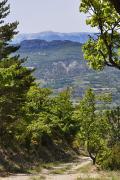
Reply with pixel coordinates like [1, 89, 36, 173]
[16, 31, 97, 35]
[7, 0, 98, 34]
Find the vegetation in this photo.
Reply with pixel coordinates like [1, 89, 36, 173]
[80, 0, 120, 70]
[74, 89, 110, 165]
[19, 40, 120, 106]
[0, 0, 35, 147]
[80, 0, 120, 170]
[0, 0, 119, 176]
[109, 0, 120, 14]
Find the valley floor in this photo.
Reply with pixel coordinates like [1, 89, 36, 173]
[0, 156, 120, 180]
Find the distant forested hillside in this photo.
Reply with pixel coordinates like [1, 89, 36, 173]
[18, 39, 120, 105]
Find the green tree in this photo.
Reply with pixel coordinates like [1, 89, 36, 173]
[0, 0, 35, 144]
[80, 0, 120, 169]
[22, 85, 53, 149]
[53, 89, 77, 143]
[74, 89, 109, 164]
[80, 0, 120, 70]
[98, 107, 120, 170]
[107, 107, 120, 145]
[22, 87, 78, 150]
[0, 0, 19, 60]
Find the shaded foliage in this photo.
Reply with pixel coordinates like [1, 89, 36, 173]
[80, 0, 120, 70]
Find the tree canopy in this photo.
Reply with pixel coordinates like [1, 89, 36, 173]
[109, 0, 120, 14]
[80, 0, 120, 70]
[0, 0, 35, 143]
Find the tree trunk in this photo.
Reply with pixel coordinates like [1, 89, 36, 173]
[87, 143, 97, 165]
[88, 151, 96, 165]
[93, 157, 96, 165]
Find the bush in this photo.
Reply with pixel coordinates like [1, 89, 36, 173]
[100, 144, 120, 170]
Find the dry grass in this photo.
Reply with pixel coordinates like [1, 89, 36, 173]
[76, 163, 120, 180]
[76, 163, 94, 173]
[51, 164, 72, 174]
[31, 176, 46, 180]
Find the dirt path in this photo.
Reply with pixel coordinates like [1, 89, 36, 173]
[0, 157, 100, 180]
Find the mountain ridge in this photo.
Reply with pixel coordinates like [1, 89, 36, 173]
[17, 39, 120, 105]
[19, 39, 82, 52]
[13, 31, 96, 44]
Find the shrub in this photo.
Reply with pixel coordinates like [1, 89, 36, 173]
[100, 144, 120, 170]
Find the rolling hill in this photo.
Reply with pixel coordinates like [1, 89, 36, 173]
[18, 39, 120, 105]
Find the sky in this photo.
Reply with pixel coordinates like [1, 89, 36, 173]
[7, 0, 97, 34]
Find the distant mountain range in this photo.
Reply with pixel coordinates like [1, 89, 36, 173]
[13, 31, 96, 44]
[18, 39, 120, 105]
[19, 39, 82, 52]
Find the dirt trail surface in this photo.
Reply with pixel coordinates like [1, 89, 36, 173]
[0, 157, 100, 180]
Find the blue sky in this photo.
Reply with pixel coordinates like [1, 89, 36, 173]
[7, 0, 97, 34]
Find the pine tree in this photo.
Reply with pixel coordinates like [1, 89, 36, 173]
[0, 0, 35, 143]
[0, 0, 19, 60]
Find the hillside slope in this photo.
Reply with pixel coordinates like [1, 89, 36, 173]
[18, 39, 120, 105]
